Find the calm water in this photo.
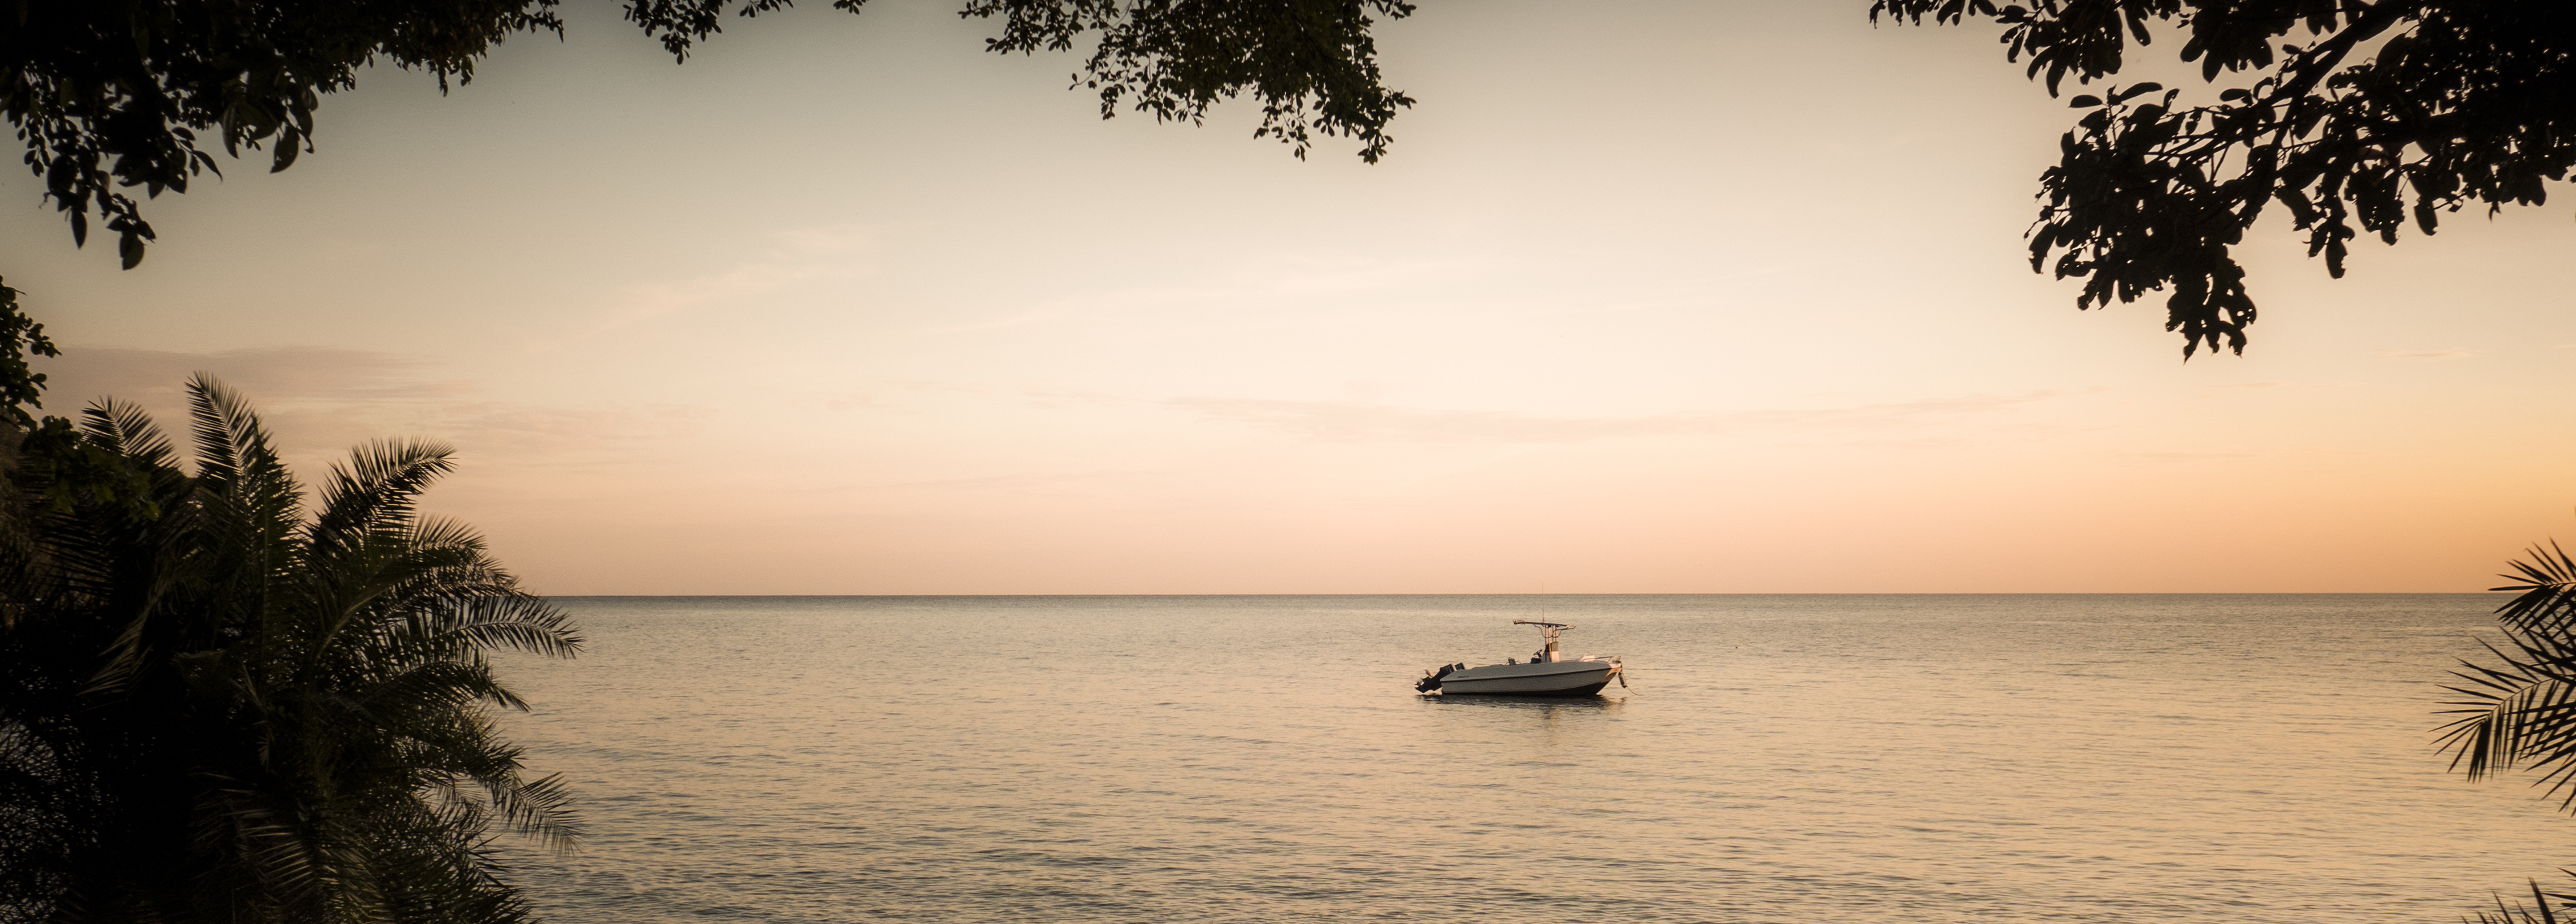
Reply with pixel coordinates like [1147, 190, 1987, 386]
[490, 595, 2575, 923]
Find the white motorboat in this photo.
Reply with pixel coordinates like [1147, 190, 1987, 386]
[1415, 620, 1624, 696]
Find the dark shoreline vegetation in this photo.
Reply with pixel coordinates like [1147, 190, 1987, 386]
[1, 376, 579, 923]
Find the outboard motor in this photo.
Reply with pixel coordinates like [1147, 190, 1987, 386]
[1415, 662, 1457, 693]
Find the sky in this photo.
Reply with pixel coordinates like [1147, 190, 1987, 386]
[4, 0, 2571, 594]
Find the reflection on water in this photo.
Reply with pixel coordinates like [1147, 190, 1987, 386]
[490, 594, 2565, 923]
[1422, 693, 1623, 712]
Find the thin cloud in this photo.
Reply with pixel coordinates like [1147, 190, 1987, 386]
[34, 345, 707, 468]
[2114, 449, 2263, 462]
[591, 224, 874, 332]
[1172, 392, 2060, 444]
[924, 251, 1489, 336]
[1726, 392, 2062, 431]
[39, 345, 444, 407]
[434, 403, 713, 456]
[2205, 380, 2357, 391]
[1172, 397, 1678, 443]
[861, 469, 1175, 494]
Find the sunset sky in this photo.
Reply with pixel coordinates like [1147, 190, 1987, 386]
[5, 0, 2570, 594]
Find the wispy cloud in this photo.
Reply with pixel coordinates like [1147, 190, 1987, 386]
[2205, 380, 2357, 392]
[862, 469, 1176, 494]
[2112, 449, 2262, 462]
[40, 345, 458, 406]
[1172, 397, 1684, 443]
[36, 346, 707, 467]
[2372, 347, 2472, 360]
[924, 251, 1487, 336]
[591, 224, 874, 332]
[428, 403, 712, 458]
[1170, 392, 2059, 444]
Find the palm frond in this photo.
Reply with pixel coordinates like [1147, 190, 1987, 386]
[183, 375, 254, 490]
[77, 398, 175, 471]
[2496, 540, 2576, 634]
[2446, 538, 2576, 810]
[2437, 629, 2576, 805]
[16, 378, 578, 921]
[310, 439, 456, 560]
[185, 374, 301, 542]
[2468, 879, 2576, 924]
[404, 515, 497, 562]
[487, 770, 580, 854]
[364, 658, 528, 715]
[412, 595, 584, 661]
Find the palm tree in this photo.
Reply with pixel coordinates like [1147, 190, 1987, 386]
[1, 375, 579, 923]
[2439, 539, 2576, 923]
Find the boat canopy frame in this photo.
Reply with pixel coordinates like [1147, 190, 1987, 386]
[1512, 619, 1574, 659]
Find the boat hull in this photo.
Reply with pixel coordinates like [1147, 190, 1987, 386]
[1433, 660, 1616, 696]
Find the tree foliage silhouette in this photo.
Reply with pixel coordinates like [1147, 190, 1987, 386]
[3, 0, 1413, 271]
[0, 377, 580, 923]
[1873, 1, 2574, 357]
[0, 0, 1413, 426]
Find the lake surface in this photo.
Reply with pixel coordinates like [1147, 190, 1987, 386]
[490, 595, 2575, 923]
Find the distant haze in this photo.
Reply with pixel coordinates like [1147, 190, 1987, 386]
[7, 0, 2571, 593]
